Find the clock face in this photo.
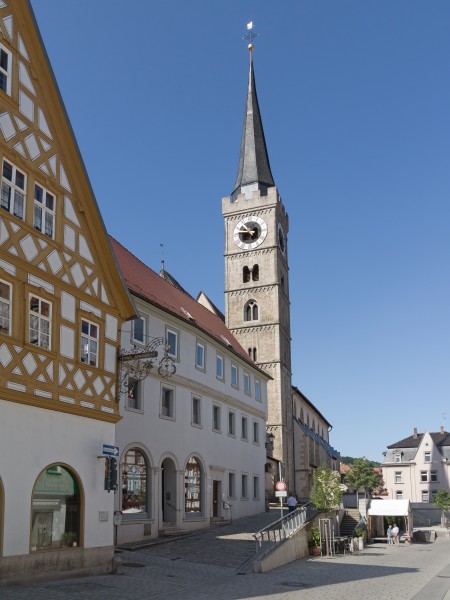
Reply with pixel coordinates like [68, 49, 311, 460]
[278, 223, 286, 254]
[233, 216, 268, 250]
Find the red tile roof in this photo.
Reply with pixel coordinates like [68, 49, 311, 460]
[110, 236, 261, 370]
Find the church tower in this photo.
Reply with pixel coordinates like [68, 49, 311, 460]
[222, 42, 294, 489]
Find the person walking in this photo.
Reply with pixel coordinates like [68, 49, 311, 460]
[392, 523, 400, 546]
[387, 524, 393, 545]
[287, 493, 297, 513]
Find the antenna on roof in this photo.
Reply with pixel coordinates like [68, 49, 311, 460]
[160, 243, 165, 274]
[443, 412, 448, 421]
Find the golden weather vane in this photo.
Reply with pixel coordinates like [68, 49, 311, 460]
[243, 21, 258, 53]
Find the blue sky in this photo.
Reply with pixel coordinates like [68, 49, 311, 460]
[30, 1, 450, 462]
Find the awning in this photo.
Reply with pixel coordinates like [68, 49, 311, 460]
[368, 499, 411, 517]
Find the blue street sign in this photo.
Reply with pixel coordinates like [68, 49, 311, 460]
[102, 444, 119, 457]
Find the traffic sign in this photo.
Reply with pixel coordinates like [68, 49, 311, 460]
[275, 480, 287, 491]
[275, 490, 287, 497]
[102, 444, 119, 457]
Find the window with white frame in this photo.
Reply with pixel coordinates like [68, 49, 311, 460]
[420, 471, 427, 482]
[421, 490, 429, 502]
[424, 451, 432, 463]
[253, 476, 259, 499]
[394, 453, 401, 463]
[161, 385, 175, 419]
[228, 411, 235, 436]
[394, 471, 403, 484]
[253, 421, 259, 444]
[255, 378, 261, 402]
[241, 474, 248, 498]
[132, 316, 145, 344]
[243, 372, 250, 395]
[228, 472, 235, 498]
[192, 396, 201, 426]
[195, 341, 205, 370]
[395, 490, 403, 500]
[33, 183, 55, 239]
[431, 490, 438, 501]
[231, 363, 238, 388]
[213, 405, 221, 431]
[166, 327, 178, 359]
[1, 160, 26, 220]
[127, 378, 142, 411]
[0, 45, 12, 95]
[241, 416, 248, 440]
[29, 295, 51, 350]
[430, 470, 438, 482]
[216, 354, 224, 380]
[80, 318, 98, 366]
[0, 279, 11, 335]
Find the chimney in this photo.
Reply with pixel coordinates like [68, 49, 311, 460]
[413, 428, 418, 439]
[440, 426, 445, 436]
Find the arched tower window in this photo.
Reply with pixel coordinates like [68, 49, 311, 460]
[31, 465, 81, 551]
[248, 347, 257, 361]
[122, 448, 149, 516]
[243, 266, 251, 283]
[252, 265, 259, 281]
[244, 300, 258, 321]
[185, 456, 202, 514]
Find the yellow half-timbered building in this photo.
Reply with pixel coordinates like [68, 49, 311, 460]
[0, 0, 135, 584]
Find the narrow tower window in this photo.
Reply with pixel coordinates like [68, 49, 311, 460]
[252, 265, 259, 281]
[243, 266, 251, 283]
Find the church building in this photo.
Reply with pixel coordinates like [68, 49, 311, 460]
[222, 44, 294, 489]
[223, 38, 339, 496]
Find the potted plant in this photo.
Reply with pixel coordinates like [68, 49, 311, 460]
[308, 524, 321, 556]
[60, 531, 77, 547]
[353, 527, 365, 550]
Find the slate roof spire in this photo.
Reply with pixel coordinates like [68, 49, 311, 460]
[232, 47, 275, 198]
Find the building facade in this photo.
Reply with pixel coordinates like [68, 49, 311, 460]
[382, 428, 450, 506]
[292, 387, 340, 501]
[112, 238, 269, 544]
[0, 0, 135, 583]
[222, 48, 294, 490]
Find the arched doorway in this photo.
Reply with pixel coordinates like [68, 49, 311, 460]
[161, 457, 177, 525]
[31, 465, 82, 551]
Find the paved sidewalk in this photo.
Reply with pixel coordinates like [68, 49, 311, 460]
[2, 513, 450, 600]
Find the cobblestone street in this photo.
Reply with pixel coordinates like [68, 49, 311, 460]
[2, 513, 450, 600]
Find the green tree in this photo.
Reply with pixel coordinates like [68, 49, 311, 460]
[344, 458, 384, 503]
[433, 489, 450, 526]
[310, 465, 343, 514]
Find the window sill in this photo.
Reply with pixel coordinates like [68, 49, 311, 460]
[159, 414, 175, 421]
[125, 406, 144, 414]
[191, 422, 202, 429]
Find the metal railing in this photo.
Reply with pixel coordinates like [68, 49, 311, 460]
[252, 502, 317, 558]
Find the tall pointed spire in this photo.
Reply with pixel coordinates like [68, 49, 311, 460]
[232, 46, 275, 198]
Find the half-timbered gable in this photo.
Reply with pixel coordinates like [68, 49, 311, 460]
[0, 0, 135, 422]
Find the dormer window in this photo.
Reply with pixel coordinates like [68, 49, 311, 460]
[394, 453, 401, 463]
